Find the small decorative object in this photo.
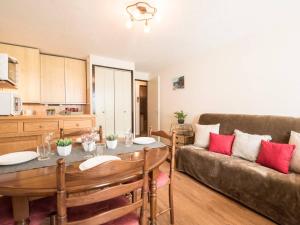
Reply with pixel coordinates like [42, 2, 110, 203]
[106, 134, 118, 149]
[173, 76, 185, 90]
[174, 110, 187, 124]
[46, 108, 55, 116]
[56, 138, 72, 156]
[81, 134, 96, 152]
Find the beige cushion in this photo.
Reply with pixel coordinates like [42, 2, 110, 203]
[232, 129, 272, 162]
[194, 123, 220, 148]
[289, 131, 300, 173]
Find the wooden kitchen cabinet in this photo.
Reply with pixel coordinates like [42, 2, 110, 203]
[0, 43, 40, 103]
[41, 54, 66, 104]
[65, 58, 87, 104]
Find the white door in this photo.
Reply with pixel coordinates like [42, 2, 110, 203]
[114, 70, 132, 136]
[148, 75, 160, 131]
[94, 67, 115, 135]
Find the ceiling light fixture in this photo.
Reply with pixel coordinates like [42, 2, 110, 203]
[126, 1, 157, 33]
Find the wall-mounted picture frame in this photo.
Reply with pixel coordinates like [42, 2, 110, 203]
[173, 76, 184, 90]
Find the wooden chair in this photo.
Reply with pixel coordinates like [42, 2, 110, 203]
[148, 127, 176, 225]
[55, 148, 151, 225]
[60, 125, 104, 143]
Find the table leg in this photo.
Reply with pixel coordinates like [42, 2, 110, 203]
[12, 197, 30, 225]
[150, 168, 158, 225]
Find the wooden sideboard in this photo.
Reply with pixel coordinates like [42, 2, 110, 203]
[0, 115, 95, 154]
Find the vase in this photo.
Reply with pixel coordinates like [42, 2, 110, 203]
[106, 140, 118, 149]
[178, 119, 185, 124]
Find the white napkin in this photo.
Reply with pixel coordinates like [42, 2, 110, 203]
[79, 155, 121, 171]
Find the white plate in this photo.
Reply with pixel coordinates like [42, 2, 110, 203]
[133, 137, 156, 145]
[79, 155, 121, 171]
[0, 151, 38, 166]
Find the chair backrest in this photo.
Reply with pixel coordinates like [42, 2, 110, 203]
[56, 148, 150, 225]
[59, 125, 104, 142]
[148, 128, 176, 179]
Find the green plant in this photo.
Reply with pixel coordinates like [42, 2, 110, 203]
[56, 138, 72, 147]
[106, 134, 118, 141]
[174, 110, 187, 120]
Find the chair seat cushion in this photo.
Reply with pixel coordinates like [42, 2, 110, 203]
[0, 196, 56, 225]
[68, 196, 139, 225]
[157, 170, 169, 188]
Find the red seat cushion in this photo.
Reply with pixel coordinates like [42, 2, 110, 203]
[156, 170, 169, 188]
[68, 196, 139, 225]
[256, 140, 295, 174]
[0, 196, 56, 225]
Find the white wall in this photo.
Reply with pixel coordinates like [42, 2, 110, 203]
[159, 27, 300, 131]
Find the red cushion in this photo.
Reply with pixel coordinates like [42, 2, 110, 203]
[68, 196, 139, 225]
[156, 170, 169, 188]
[256, 140, 295, 174]
[0, 196, 56, 225]
[208, 133, 235, 156]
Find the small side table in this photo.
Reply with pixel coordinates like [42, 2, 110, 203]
[170, 123, 194, 148]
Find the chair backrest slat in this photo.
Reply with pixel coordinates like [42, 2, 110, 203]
[68, 200, 143, 225]
[66, 179, 143, 207]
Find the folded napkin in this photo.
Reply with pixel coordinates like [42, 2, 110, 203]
[79, 155, 121, 171]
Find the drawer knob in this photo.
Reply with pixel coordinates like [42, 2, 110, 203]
[76, 123, 79, 127]
[39, 125, 43, 128]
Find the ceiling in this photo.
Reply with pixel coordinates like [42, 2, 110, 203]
[0, 0, 299, 72]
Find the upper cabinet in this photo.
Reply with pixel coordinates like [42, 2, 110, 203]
[41, 55, 87, 104]
[65, 58, 87, 104]
[0, 43, 40, 103]
[41, 55, 65, 104]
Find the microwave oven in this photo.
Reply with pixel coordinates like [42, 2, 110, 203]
[0, 92, 22, 115]
[0, 53, 18, 86]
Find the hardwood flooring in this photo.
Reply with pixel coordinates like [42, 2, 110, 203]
[156, 163, 275, 225]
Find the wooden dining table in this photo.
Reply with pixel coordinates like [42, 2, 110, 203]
[0, 143, 169, 225]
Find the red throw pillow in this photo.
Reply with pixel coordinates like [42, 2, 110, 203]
[256, 140, 295, 174]
[208, 133, 235, 156]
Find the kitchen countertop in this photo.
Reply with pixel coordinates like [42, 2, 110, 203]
[0, 114, 95, 120]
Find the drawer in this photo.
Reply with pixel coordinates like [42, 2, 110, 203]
[0, 122, 19, 134]
[24, 121, 59, 132]
[63, 119, 92, 130]
[176, 136, 185, 143]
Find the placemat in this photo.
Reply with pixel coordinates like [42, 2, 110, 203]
[0, 142, 165, 175]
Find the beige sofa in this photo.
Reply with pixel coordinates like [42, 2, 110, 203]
[176, 113, 300, 225]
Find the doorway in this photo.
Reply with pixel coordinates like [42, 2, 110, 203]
[135, 80, 148, 136]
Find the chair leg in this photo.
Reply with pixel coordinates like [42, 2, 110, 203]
[169, 183, 175, 225]
[50, 214, 56, 225]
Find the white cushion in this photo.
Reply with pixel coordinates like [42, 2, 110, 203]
[289, 131, 300, 173]
[232, 129, 272, 162]
[194, 124, 220, 148]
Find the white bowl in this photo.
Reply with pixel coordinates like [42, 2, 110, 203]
[57, 145, 72, 156]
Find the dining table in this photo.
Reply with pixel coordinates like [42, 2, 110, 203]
[0, 141, 168, 225]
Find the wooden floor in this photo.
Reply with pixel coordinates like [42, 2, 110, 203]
[156, 163, 275, 225]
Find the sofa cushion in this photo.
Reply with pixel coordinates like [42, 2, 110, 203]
[176, 145, 300, 225]
[208, 133, 235, 156]
[289, 131, 300, 173]
[256, 140, 295, 174]
[232, 129, 272, 162]
[194, 124, 220, 148]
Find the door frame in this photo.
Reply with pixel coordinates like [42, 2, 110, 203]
[92, 65, 134, 134]
[134, 79, 148, 136]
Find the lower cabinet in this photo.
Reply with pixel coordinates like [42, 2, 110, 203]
[0, 115, 95, 154]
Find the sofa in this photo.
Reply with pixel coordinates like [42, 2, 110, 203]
[176, 113, 300, 225]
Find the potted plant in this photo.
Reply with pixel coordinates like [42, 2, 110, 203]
[174, 110, 187, 124]
[106, 134, 118, 149]
[56, 138, 72, 156]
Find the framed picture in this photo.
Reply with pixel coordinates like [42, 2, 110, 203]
[173, 76, 184, 90]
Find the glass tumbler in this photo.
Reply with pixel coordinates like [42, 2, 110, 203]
[125, 132, 133, 147]
[95, 143, 106, 156]
[37, 144, 50, 161]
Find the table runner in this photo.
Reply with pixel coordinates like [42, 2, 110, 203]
[0, 142, 165, 175]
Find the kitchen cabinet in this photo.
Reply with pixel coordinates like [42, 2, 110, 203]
[0, 43, 40, 103]
[41, 54, 65, 104]
[41, 55, 87, 104]
[65, 58, 87, 104]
